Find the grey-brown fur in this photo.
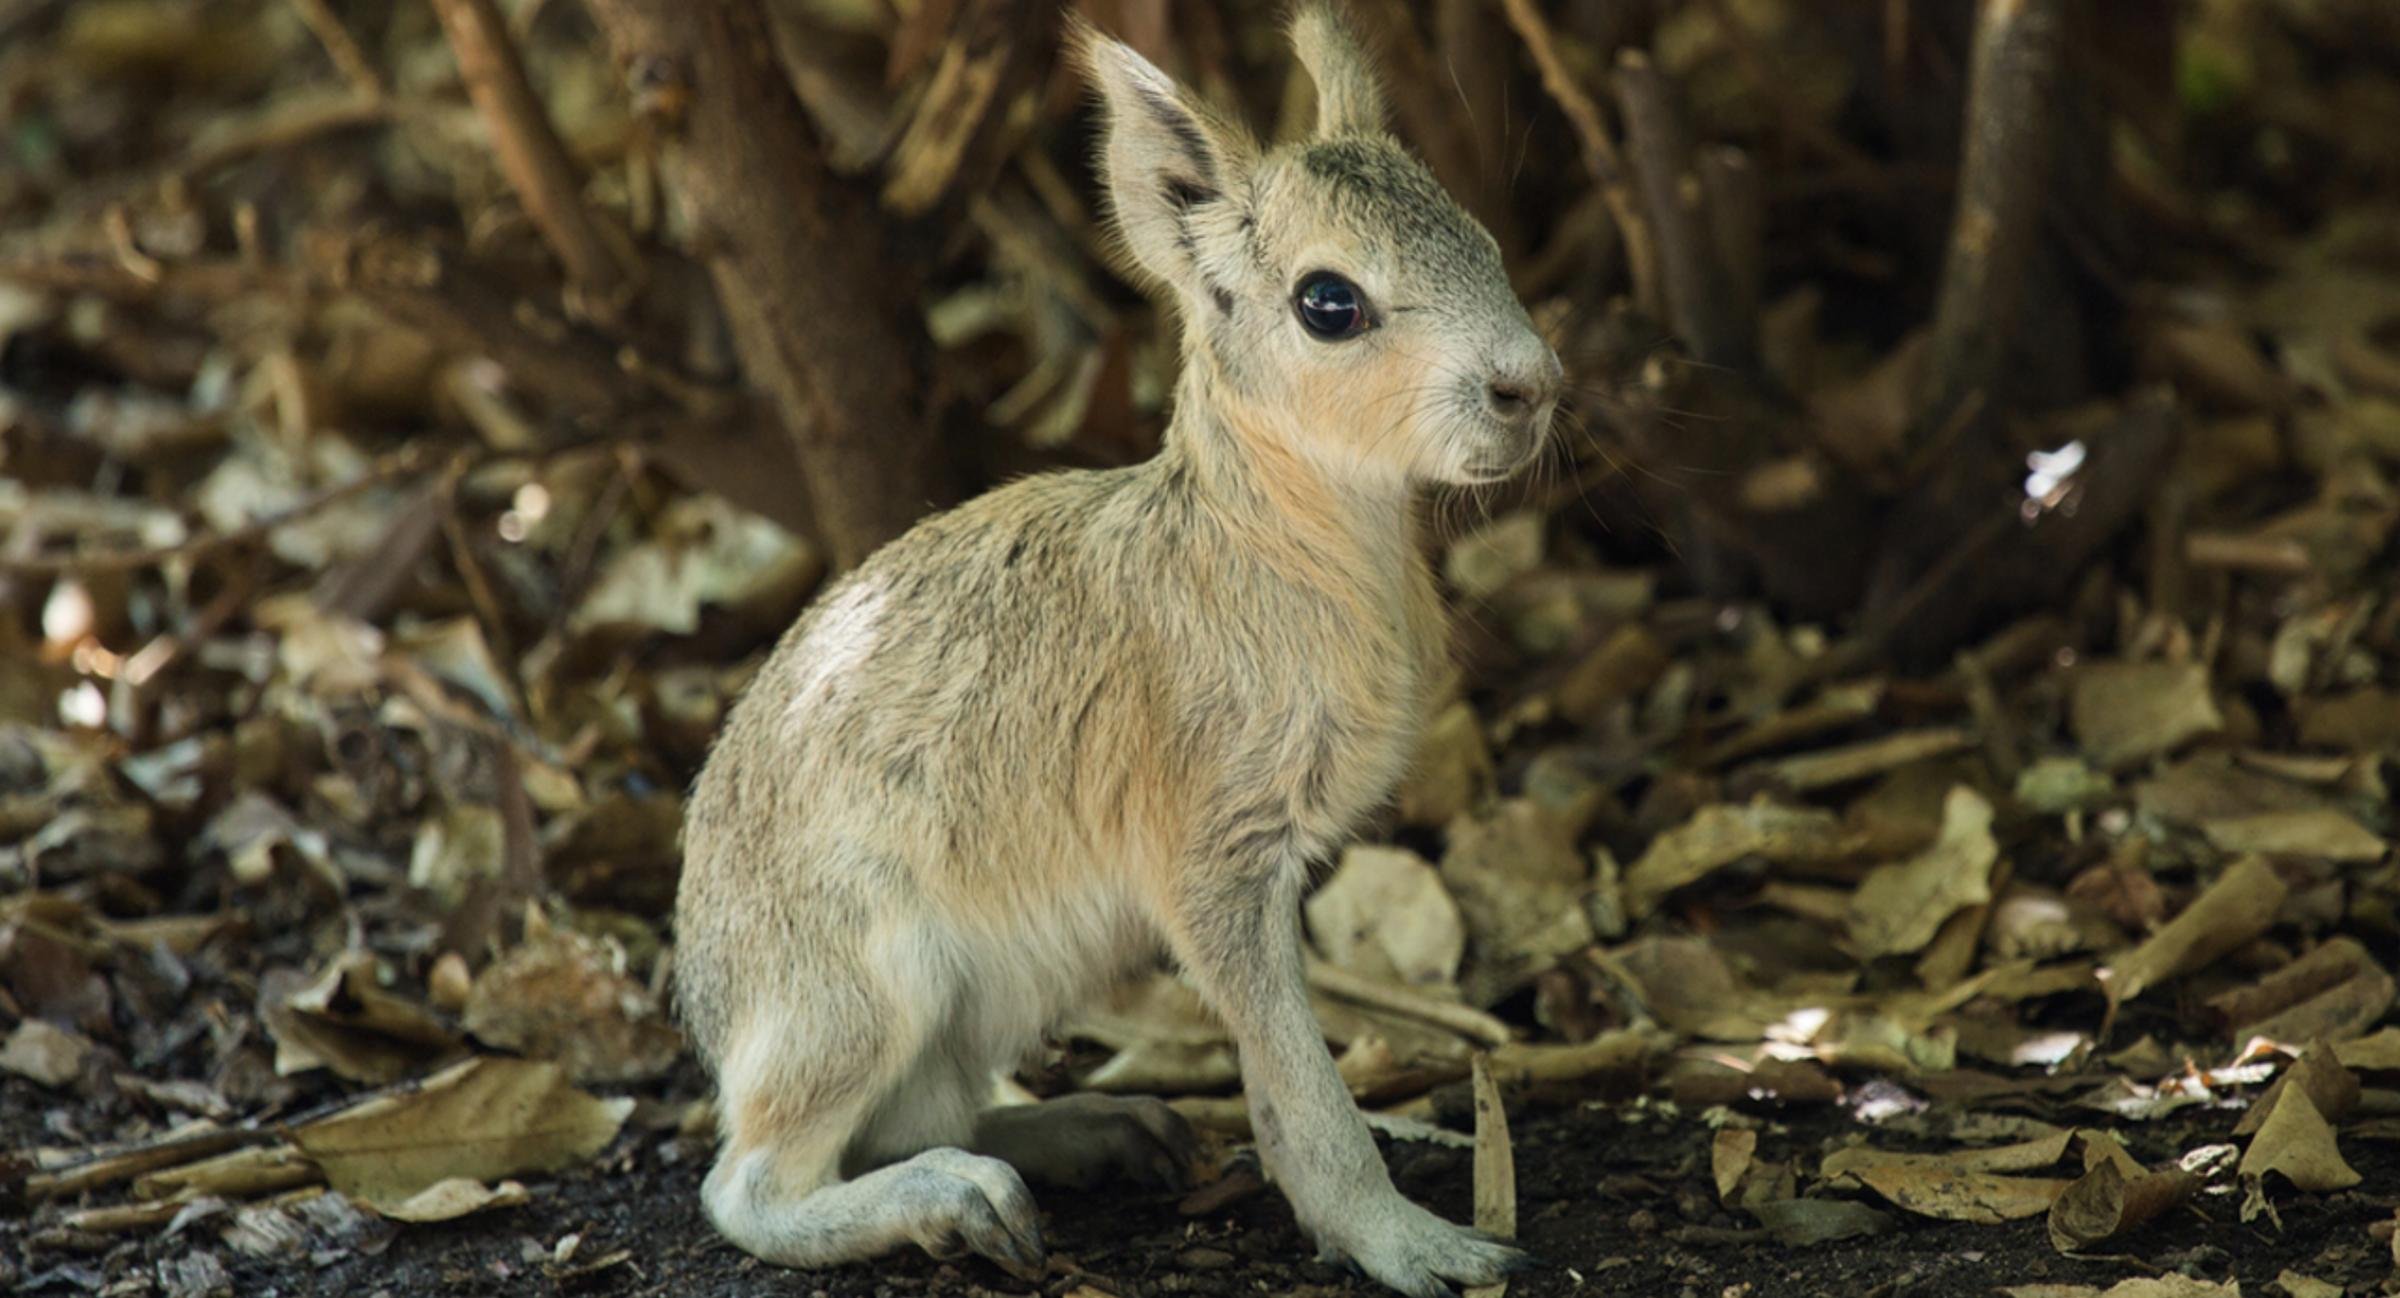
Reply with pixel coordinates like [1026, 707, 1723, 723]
[676, 7, 1562, 1295]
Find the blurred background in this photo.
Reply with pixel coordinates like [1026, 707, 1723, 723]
[3, 2, 2398, 1295]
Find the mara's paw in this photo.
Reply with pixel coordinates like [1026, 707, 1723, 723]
[976, 1093, 1199, 1191]
[900, 1149, 1047, 1278]
[1316, 1197, 1530, 1298]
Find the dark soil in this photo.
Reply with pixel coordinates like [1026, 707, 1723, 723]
[12, 1089, 2393, 1298]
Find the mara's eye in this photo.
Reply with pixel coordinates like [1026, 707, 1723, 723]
[1294, 272, 1371, 341]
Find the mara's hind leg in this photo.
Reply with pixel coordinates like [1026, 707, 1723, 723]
[848, 1031, 1199, 1194]
[702, 1021, 1046, 1275]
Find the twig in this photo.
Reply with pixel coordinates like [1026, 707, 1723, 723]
[1698, 146, 1762, 337]
[286, 0, 387, 99]
[1613, 50, 1754, 370]
[0, 446, 443, 577]
[1305, 957, 1514, 1048]
[1495, 0, 1659, 318]
[23, 1070, 441, 1202]
[881, 0, 1050, 217]
[428, 0, 633, 321]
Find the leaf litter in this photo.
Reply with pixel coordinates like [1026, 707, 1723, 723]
[2, 1, 2398, 1296]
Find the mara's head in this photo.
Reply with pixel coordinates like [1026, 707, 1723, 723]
[1079, 5, 1562, 487]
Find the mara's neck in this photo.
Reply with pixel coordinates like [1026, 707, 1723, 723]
[1154, 364, 1420, 597]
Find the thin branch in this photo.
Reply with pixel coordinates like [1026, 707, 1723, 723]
[286, 0, 386, 99]
[1496, 0, 1659, 318]
[429, 0, 633, 320]
[1614, 50, 1755, 370]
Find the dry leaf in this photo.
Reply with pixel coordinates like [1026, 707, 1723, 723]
[1396, 702, 1493, 827]
[1712, 1127, 1758, 1203]
[2208, 938, 2395, 1046]
[2101, 857, 2288, 1007]
[2334, 1027, 2400, 1070]
[1466, 1053, 1514, 1298]
[374, 1176, 531, 1223]
[1750, 1197, 1893, 1245]
[1826, 1159, 2071, 1223]
[1306, 845, 1467, 993]
[2071, 661, 2224, 770]
[1623, 798, 1856, 915]
[2234, 1042, 2359, 1138]
[290, 1057, 632, 1210]
[1756, 728, 1973, 792]
[0, 1018, 94, 1088]
[463, 907, 683, 1085]
[134, 1144, 320, 1202]
[263, 951, 465, 1085]
[2238, 1085, 2360, 1193]
[1823, 1133, 2075, 1223]
[2273, 1271, 2342, 1298]
[1848, 786, 2000, 958]
[1441, 801, 1593, 1006]
[2200, 809, 2387, 862]
[2047, 1157, 2197, 1252]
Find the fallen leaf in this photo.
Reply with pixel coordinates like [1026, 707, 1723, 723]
[2208, 938, 2395, 1046]
[2047, 1157, 2197, 1252]
[2071, 661, 2224, 770]
[263, 951, 464, 1085]
[1750, 1196, 1893, 1245]
[1441, 801, 1593, 1006]
[463, 907, 683, 1085]
[1554, 626, 1672, 728]
[1396, 702, 1494, 827]
[1848, 786, 2000, 958]
[0, 1018, 94, 1088]
[1755, 728, 1973, 793]
[1306, 845, 1467, 994]
[1467, 1053, 1513, 1298]
[374, 1176, 531, 1223]
[1712, 1127, 1757, 1202]
[2239, 1085, 2360, 1193]
[571, 496, 820, 639]
[2101, 857, 2288, 1008]
[1823, 1133, 2075, 1223]
[2273, 1271, 2341, 1298]
[2334, 1027, 2400, 1070]
[290, 1057, 632, 1210]
[2200, 809, 2387, 862]
[1623, 798, 1856, 915]
[2234, 1042, 2360, 1138]
[134, 1144, 321, 1202]
[1445, 510, 1544, 600]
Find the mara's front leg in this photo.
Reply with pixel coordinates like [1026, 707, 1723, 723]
[1160, 835, 1524, 1298]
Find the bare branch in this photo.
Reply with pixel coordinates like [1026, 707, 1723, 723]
[428, 0, 633, 320]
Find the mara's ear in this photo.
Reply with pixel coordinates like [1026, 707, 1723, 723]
[1291, 3, 1385, 137]
[1074, 20, 1254, 294]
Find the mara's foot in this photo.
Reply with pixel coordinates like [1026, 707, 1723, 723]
[1313, 1194, 1530, 1298]
[972, 1093, 1199, 1191]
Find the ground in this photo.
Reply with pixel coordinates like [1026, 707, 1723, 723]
[12, 1082, 2393, 1298]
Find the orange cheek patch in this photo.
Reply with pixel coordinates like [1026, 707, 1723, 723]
[1288, 350, 1432, 471]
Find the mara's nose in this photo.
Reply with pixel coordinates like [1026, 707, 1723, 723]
[1485, 353, 1563, 420]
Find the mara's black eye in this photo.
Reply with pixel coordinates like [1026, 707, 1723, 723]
[1294, 272, 1370, 341]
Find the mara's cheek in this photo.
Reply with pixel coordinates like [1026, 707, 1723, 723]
[1298, 353, 1425, 458]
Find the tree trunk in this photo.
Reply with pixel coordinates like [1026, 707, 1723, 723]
[585, 0, 956, 569]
